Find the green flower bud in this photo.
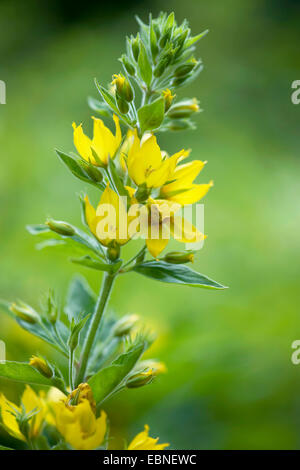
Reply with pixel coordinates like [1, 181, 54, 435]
[113, 314, 139, 337]
[131, 34, 140, 62]
[165, 119, 195, 131]
[135, 184, 151, 203]
[174, 59, 198, 77]
[10, 301, 40, 324]
[121, 54, 135, 76]
[116, 94, 129, 114]
[163, 251, 194, 264]
[46, 219, 75, 236]
[154, 57, 169, 78]
[126, 368, 154, 388]
[168, 98, 200, 119]
[171, 74, 192, 87]
[79, 160, 104, 182]
[107, 241, 120, 262]
[29, 356, 53, 378]
[46, 289, 58, 324]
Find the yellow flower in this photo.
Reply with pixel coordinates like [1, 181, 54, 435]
[128, 425, 169, 450]
[143, 198, 205, 258]
[72, 114, 121, 166]
[84, 184, 131, 247]
[0, 386, 47, 441]
[162, 88, 176, 111]
[160, 159, 213, 205]
[126, 130, 188, 189]
[50, 397, 107, 450]
[124, 130, 212, 206]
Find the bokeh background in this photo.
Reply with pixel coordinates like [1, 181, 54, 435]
[1, 0, 300, 450]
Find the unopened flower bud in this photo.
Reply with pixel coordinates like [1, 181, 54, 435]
[120, 55, 135, 76]
[126, 368, 154, 389]
[80, 161, 104, 182]
[107, 242, 120, 262]
[168, 99, 200, 119]
[154, 57, 169, 78]
[131, 34, 140, 62]
[162, 89, 176, 111]
[113, 314, 139, 337]
[112, 74, 134, 103]
[135, 184, 151, 203]
[116, 94, 129, 114]
[174, 59, 198, 77]
[163, 251, 194, 264]
[46, 219, 75, 236]
[10, 302, 40, 324]
[29, 356, 53, 378]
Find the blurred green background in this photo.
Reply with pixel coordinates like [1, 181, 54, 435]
[1, 0, 300, 450]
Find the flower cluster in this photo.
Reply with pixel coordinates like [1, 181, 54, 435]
[0, 12, 225, 451]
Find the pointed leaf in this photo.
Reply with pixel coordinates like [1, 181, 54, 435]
[138, 42, 152, 86]
[55, 150, 105, 189]
[65, 275, 96, 322]
[132, 261, 227, 289]
[88, 342, 145, 404]
[0, 362, 53, 386]
[138, 97, 165, 134]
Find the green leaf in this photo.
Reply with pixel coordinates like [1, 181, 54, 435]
[0, 362, 53, 386]
[70, 255, 118, 273]
[0, 445, 14, 450]
[185, 29, 209, 48]
[138, 97, 165, 133]
[138, 41, 152, 86]
[132, 261, 227, 289]
[55, 150, 105, 189]
[65, 275, 96, 322]
[88, 342, 145, 404]
[87, 96, 111, 117]
[107, 157, 128, 198]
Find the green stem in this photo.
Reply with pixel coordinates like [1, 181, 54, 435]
[69, 349, 74, 390]
[75, 271, 116, 386]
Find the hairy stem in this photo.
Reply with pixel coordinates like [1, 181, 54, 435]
[75, 271, 116, 386]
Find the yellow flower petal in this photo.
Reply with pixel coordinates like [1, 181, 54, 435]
[0, 393, 24, 441]
[170, 216, 205, 243]
[167, 181, 213, 205]
[146, 237, 169, 258]
[128, 425, 169, 450]
[84, 195, 97, 236]
[92, 114, 121, 164]
[72, 122, 94, 163]
[162, 160, 206, 194]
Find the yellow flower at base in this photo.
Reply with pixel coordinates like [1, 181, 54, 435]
[51, 399, 107, 450]
[84, 184, 131, 247]
[128, 425, 169, 450]
[72, 114, 121, 166]
[0, 386, 47, 441]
